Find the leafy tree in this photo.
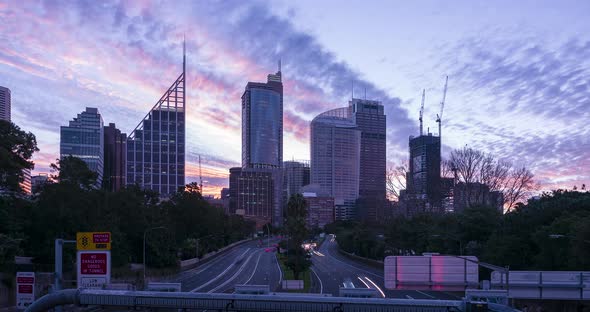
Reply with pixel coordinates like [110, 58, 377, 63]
[0, 120, 38, 193]
[284, 194, 310, 279]
[50, 156, 98, 189]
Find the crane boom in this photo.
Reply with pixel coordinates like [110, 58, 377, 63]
[419, 89, 425, 136]
[436, 76, 448, 138]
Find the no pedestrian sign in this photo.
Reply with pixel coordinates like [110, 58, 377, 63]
[77, 232, 111, 250]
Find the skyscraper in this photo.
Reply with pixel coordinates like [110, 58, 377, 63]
[230, 65, 284, 227]
[350, 98, 387, 222]
[406, 133, 442, 213]
[283, 160, 310, 200]
[126, 44, 186, 195]
[242, 67, 283, 169]
[0, 86, 10, 121]
[310, 107, 361, 220]
[103, 123, 127, 192]
[60, 107, 105, 186]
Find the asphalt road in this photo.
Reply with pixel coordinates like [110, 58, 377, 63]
[310, 234, 463, 300]
[172, 238, 282, 293]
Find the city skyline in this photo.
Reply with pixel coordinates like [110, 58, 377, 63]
[1, 1, 588, 196]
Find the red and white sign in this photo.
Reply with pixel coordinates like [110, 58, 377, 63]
[93, 233, 110, 244]
[77, 251, 111, 289]
[16, 272, 35, 310]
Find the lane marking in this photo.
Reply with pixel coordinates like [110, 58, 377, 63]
[191, 248, 251, 292]
[416, 290, 435, 299]
[323, 244, 382, 279]
[274, 253, 283, 285]
[406, 295, 414, 299]
[244, 252, 263, 284]
[310, 267, 323, 294]
[178, 247, 245, 282]
[364, 276, 386, 298]
[357, 276, 371, 288]
[208, 250, 259, 293]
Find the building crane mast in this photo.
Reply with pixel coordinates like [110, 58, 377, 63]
[419, 89, 425, 136]
[199, 155, 203, 193]
[436, 76, 448, 139]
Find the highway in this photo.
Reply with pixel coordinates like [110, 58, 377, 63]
[310, 234, 462, 300]
[173, 239, 282, 293]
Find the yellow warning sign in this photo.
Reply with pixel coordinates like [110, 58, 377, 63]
[76, 232, 111, 250]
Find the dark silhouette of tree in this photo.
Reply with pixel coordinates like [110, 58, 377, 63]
[0, 120, 38, 193]
[50, 155, 98, 189]
[284, 194, 310, 279]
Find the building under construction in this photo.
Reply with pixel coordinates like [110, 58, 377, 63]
[405, 133, 442, 214]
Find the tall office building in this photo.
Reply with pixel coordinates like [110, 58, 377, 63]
[103, 123, 127, 192]
[230, 66, 284, 227]
[350, 98, 387, 222]
[242, 67, 283, 169]
[406, 133, 442, 213]
[126, 44, 186, 195]
[310, 107, 361, 220]
[60, 107, 104, 186]
[283, 160, 310, 200]
[0, 86, 10, 121]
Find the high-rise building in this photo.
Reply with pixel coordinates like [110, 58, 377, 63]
[310, 107, 361, 220]
[220, 188, 230, 214]
[283, 160, 310, 200]
[60, 107, 104, 186]
[230, 65, 284, 227]
[103, 123, 127, 192]
[126, 45, 186, 195]
[0, 86, 10, 122]
[229, 167, 277, 229]
[241, 68, 283, 169]
[350, 98, 387, 222]
[301, 183, 335, 229]
[405, 133, 442, 213]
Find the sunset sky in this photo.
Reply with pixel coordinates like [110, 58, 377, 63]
[1, 0, 588, 196]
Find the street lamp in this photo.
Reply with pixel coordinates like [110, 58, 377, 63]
[143, 226, 166, 285]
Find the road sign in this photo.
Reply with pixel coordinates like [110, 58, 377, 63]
[77, 251, 111, 289]
[16, 272, 35, 310]
[77, 232, 111, 250]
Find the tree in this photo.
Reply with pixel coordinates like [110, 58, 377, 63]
[50, 156, 98, 189]
[0, 120, 38, 193]
[386, 161, 408, 201]
[284, 194, 310, 279]
[504, 166, 536, 211]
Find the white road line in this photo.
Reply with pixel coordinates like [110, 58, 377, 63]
[406, 295, 414, 299]
[208, 250, 258, 293]
[244, 252, 263, 285]
[357, 276, 371, 288]
[416, 290, 435, 299]
[274, 253, 283, 285]
[364, 277, 386, 298]
[310, 267, 323, 294]
[323, 245, 382, 279]
[191, 248, 251, 292]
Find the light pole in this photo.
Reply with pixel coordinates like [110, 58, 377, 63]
[143, 226, 166, 286]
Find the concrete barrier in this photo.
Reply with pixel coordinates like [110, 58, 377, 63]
[180, 238, 252, 270]
[337, 249, 384, 269]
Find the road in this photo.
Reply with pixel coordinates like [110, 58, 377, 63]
[310, 234, 462, 300]
[173, 239, 282, 293]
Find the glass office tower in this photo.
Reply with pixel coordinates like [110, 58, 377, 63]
[60, 107, 104, 186]
[126, 46, 186, 195]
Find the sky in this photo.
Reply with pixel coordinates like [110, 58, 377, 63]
[0, 0, 589, 196]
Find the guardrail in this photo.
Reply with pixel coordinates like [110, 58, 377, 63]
[180, 238, 252, 269]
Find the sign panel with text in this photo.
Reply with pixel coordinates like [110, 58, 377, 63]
[16, 272, 35, 310]
[77, 251, 110, 289]
[77, 232, 111, 250]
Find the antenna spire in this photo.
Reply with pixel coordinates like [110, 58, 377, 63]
[182, 35, 186, 74]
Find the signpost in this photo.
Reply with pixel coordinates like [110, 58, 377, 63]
[76, 232, 111, 289]
[16, 272, 35, 310]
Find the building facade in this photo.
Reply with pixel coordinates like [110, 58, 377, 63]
[405, 133, 442, 214]
[301, 184, 335, 229]
[283, 160, 310, 200]
[127, 53, 185, 195]
[0, 86, 10, 122]
[31, 174, 49, 194]
[60, 107, 104, 186]
[103, 123, 127, 192]
[230, 67, 284, 227]
[350, 99, 387, 222]
[310, 107, 361, 220]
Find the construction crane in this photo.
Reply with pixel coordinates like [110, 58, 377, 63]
[419, 89, 425, 136]
[436, 76, 448, 138]
[198, 155, 203, 193]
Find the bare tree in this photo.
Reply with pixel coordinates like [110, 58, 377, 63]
[386, 161, 408, 201]
[504, 166, 536, 211]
